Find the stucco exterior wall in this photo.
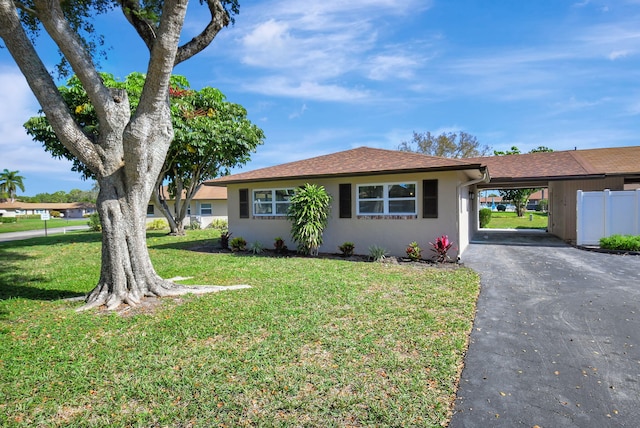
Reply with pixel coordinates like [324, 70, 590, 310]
[226, 171, 470, 257]
[147, 199, 227, 228]
[548, 176, 624, 243]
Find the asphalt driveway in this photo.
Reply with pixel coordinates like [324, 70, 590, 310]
[449, 232, 640, 427]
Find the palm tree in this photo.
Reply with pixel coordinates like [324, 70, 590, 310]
[0, 169, 26, 202]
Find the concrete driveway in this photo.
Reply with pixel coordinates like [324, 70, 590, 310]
[449, 231, 640, 427]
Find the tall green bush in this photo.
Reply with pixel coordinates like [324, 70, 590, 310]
[479, 208, 492, 228]
[287, 184, 332, 256]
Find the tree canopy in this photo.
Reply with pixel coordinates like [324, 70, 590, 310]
[0, 169, 26, 202]
[24, 72, 265, 234]
[398, 131, 491, 158]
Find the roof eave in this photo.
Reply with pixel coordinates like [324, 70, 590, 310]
[205, 164, 486, 186]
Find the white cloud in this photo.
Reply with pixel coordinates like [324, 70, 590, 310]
[241, 77, 370, 102]
[223, 0, 433, 101]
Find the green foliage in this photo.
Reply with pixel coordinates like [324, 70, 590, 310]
[338, 241, 355, 257]
[406, 241, 422, 261]
[229, 236, 247, 252]
[24, 73, 265, 193]
[599, 235, 640, 251]
[49, 210, 61, 218]
[287, 184, 332, 256]
[187, 219, 201, 230]
[537, 199, 549, 211]
[87, 212, 101, 231]
[479, 208, 492, 228]
[248, 241, 264, 255]
[0, 217, 17, 224]
[207, 219, 228, 230]
[368, 245, 389, 262]
[146, 219, 169, 230]
[398, 131, 490, 158]
[0, 169, 25, 201]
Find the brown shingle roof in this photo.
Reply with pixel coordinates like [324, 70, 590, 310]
[468, 146, 640, 182]
[207, 147, 484, 185]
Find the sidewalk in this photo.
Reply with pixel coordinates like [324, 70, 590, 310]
[0, 225, 90, 242]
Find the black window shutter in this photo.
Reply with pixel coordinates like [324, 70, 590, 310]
[339, 183, 352, 218]
[422, 179, 438, 218]
[239, 188, 249, 218]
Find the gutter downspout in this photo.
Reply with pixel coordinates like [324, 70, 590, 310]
[456, 167, 490, 258]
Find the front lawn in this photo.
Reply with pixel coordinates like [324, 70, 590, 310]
[482, 211, 548, 229]
[0, 230, 479, 427]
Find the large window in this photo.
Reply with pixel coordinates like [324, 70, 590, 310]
[357, 183, 417, 215]
[253, 188, 295, 216]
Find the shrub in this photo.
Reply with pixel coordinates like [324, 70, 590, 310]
[338, 241, 355, 257]
[406, 241, 422, 261]
[0, 217, 17, 224]
[429, 235, 456, 263]
[496, 204, 507, 212]
[599, 234, 640, 251]
[187, 219, 201, 230]
[274, 237, 288, 254]
[146, 219, 168, 230]
[479, 208, 492, 228]
[87, 212, 102, 231]
[229, 236, 247, 252]
[208, 219, 228, 230]
[368, 245, 388, 262]
[537, 199, 548, 212]
[249, 241, 264, 255]
[287, 183, 332, 256]
[50, 210, 61, 218]
[220, 231, 231, 249]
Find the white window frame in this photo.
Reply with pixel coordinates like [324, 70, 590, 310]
[356, 182, 417, 215]
[253, 188, 296, 216]
[200, 203, 212, 216]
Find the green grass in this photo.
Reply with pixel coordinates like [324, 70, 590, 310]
[0, 230, 480, 427]
[0, 218, 88, 234]
[482, 211, 548, 229]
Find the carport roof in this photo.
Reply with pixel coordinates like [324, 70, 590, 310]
[469, 146, 640, 184]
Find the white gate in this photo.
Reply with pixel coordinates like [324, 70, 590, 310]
[576, 189, 640, 245]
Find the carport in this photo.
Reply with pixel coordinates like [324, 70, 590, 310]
[466, 146, 640, 244]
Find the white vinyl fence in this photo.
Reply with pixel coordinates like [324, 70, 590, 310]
[576, 189, 640, 246]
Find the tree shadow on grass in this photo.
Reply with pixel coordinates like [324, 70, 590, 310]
[0, 248, 85, 301]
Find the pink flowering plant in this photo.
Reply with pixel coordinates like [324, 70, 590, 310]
[430, 235, 456, 263]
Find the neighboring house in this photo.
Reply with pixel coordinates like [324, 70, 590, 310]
[0, 201, 95, 218]
[206, 147, 487, 257]
[147, 184, 228, 228]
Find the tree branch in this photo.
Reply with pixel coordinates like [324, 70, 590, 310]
[174, 0, 230, 65]
[0, 0, 103, 174]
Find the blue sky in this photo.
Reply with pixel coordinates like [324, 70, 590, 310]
[2, 0, 640, 195]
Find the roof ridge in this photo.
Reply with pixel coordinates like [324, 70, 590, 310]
[567, 151, 599, 174]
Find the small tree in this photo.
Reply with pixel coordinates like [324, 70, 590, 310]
[399, 131, 491, 158]
[287, 184, 332, 256]
[0, 169, 25, 202]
